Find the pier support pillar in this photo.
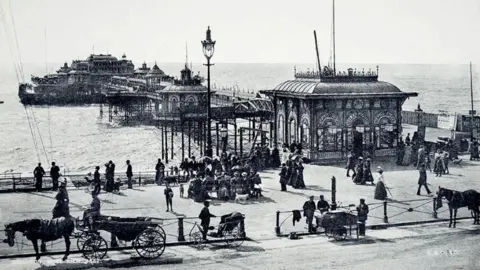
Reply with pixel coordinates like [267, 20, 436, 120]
[234, 121, 237, 154]
[240, 128, 244, 159]
[165, 124, 169, 164]
[252, 117, 256, 142]
[216, 122, 219, 156]
[171, 121, 174, 160]
[181, 123, 185, 161]
[161, 125, 165, 160]
[188, 121, 191, 158]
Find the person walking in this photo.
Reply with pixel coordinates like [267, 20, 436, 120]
[356, 198, 369, 236]
[50, 162, 60, 191]
[34, 163, 45, 192]
[303, 196, 316, 233]
[93, 166, 101, 196]
[417, 164, 432, 196]
[126, 160, 133, 189]
[198, 201, 216, 241]
[346, 151, 355, 177]
[279, 163, 288, 191]
[164, 184, 174, 212]
[374, 167, 388, 200]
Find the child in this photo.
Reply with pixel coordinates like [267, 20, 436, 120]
[179, 184, 184, 198]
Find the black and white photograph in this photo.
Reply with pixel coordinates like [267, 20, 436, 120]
[0, 0, 479, 269]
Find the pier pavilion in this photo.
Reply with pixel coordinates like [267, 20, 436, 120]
[261, 67, 418, 162]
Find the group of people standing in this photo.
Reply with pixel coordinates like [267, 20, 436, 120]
[346, 152, 374, 185]
[279, 159, 306, 191]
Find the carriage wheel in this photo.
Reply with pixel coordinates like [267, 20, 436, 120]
[134, 228, 166, 259]
[189, 230, 206, 250]
[332, 226, 347, 241]
[76, 232, 90, 251]
[82, 234, 108, 260]
[223, 224, 245, 247]
[152, 225, 167, 241]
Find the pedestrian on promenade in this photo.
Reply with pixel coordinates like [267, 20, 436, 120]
[126, 160, 133, 189]
[303, 196, 316, 233]
[317, 195, 330, 214]
[434, 149, 444, 177]
[279, 163, 288, 192]
[417, 164, 432, 196]
[164, 183, 174, 212]
[356, 198, 369, 236]
[346, 150, 355, 177]
[374, 167, 387, 200]
[198, 201, 216, 241]
[93, 166, 101, 195]
[34, 163, 45, 192]
[405, 133, 411, 146]
[443, 152, 449, 174]
[416, 146, 425, 169]
[50, 162, 60, 191]
[105, 161, 115, 192]
[155, 159, 165, 184]
[52, 178, 69, 219]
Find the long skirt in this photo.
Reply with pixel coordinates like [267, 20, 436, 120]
[374, 181, 387, 200]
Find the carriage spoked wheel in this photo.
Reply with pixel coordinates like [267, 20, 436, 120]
[133, 228, 166, 259]
[223, 225, 245, 247]
[82, 234, 108, 260]
[76, 231, 90, 251]
[331, 225, 348, 241]
[189, 230, 206, 250]
[151, 225, 167, 242]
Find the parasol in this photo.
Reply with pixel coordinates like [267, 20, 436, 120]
[232, 165, 243, 171]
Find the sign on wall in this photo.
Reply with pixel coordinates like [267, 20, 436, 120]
[437, 110, 457, 130]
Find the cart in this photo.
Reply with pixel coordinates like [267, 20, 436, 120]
[76, 215, 166, 260]
[316, 206, 359, 241]
[188, 212, 245, 249]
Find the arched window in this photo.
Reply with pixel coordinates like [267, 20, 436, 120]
[301, 120, 310, 147]
[187, 96, 196, 107]
[289, 118, 296, 144]
[278, 115, 285, 143]
[170, 97, 179, 113]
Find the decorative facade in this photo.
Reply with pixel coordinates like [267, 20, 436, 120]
[261, 67, 418, 162]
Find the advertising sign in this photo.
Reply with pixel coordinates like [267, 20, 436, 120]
[437, 110, 457, 130]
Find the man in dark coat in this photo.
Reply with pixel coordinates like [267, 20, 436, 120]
[34, 163, 45, 192]
[279, 163, 288, 191]
[303, 196, 316, 233]
[155, 159, 165, 184]
[357, 198, 369, 236]
[52, 178, 69, 219]
[105, 161, 115, 192]
[126, 160, 133, 189]
[93, 166, 101, 195]
[271, 145, 281, 167]
[50, 162, 60, 191]
[417, 164, 431, 195]
[198, 201, 216, 240]
[317, 195, 330, 214]
[353, 158, 364, 184]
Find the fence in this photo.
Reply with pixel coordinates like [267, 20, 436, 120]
[402, 111, 438, 128]
[274, 197, 472, 236]
[0, 170, 188, 193]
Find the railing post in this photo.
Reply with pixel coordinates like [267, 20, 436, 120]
[275, 211, 281, 235]
[12, 176, 16, 192]
[138, 172, 142, 186]
[331, 176, 337, 210]
[177, 218, 185, 242]
[433, 197, 438, 219]
[383, 200, 389, 223]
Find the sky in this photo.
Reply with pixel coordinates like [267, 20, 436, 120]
[1, 0, 480, 66]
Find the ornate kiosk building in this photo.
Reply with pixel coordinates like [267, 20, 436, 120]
[261, 67, 418, 162]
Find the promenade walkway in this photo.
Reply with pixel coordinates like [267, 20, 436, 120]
[0, 155, 478, 258]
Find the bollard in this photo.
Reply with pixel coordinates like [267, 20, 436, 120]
[177, 218, 185, 242]
[331, 176, 337, 211]
[275, 211, 281, 235]
[138, 172, 142, 186]
[433, 197, 438, 219]
[383, 200, 389, 223]
[240, 217, 246, 238]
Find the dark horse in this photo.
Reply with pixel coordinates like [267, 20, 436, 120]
[436, 187, 480, 228]
[3, 217, 75, 261]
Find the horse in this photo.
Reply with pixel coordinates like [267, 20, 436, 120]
[3, 217, 75, 261]
[435, 186, 480, 228]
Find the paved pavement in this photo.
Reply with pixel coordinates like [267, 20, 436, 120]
[1, 222, 479, 269]
[0, 155, 479, 261]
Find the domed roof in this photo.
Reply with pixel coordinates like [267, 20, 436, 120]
[272, 80, 406, 96]
[146, 63, 165, 77]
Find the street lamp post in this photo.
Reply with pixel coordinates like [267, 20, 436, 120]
[220, 126, 228, 153]
[415, 104, 424, 143]
[202, 26, 216, 158]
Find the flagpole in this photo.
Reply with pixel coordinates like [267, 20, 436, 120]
[470, 62, 475, 140]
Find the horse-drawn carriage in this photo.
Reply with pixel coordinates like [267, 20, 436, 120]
[76, 215, 166, 260]
[315, 204, 359, 241]
[188, 212, 246, 249]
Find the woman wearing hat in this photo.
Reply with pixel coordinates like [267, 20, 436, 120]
[374, 167, 387, 200]
[52, 177, 70, 219]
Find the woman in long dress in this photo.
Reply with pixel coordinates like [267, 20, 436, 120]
[374, 167, 387, 200]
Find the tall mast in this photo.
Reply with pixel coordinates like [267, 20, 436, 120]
[313, 30, 321, 75]
[332, 0, 336, 76]
[470, 62, 475, 140]
[185, 41, 188, 67]
[44, 28, 48, 74]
